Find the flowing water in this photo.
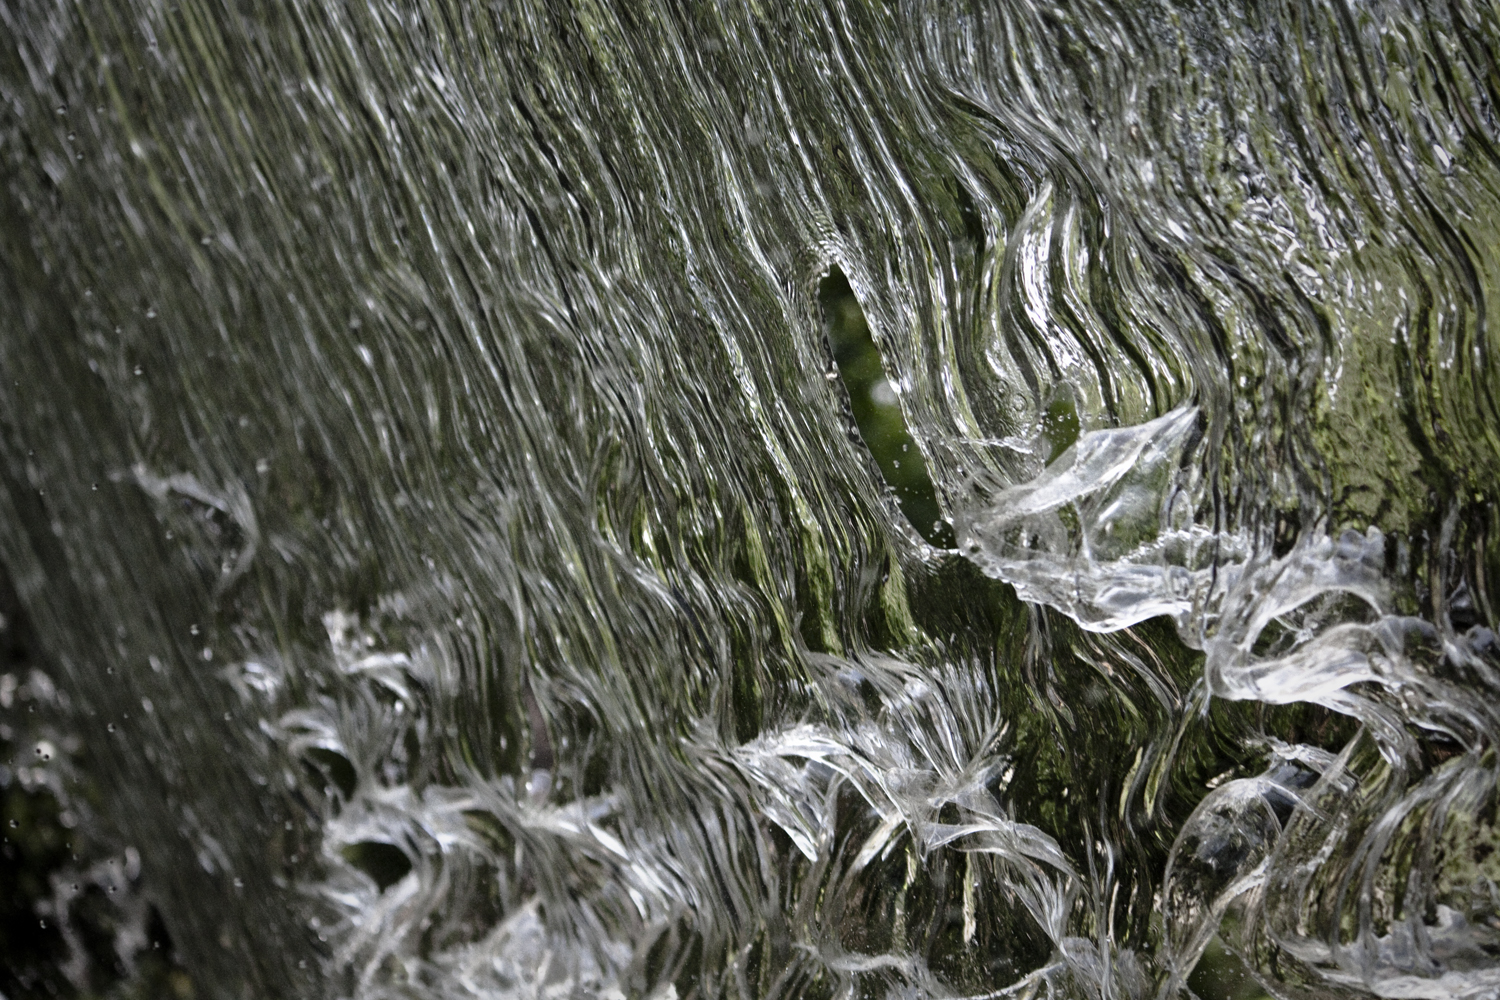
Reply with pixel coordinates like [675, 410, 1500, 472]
[3, 1, 1500, 997]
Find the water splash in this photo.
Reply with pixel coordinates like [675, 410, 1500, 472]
[2, 1, 1499, 998]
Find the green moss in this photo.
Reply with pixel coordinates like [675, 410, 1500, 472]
[819, 269, 955, 548]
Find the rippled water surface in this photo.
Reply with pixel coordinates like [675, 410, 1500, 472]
[4, 2, 1500, 997]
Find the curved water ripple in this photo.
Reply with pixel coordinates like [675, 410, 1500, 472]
[2, 1, 1500, 997]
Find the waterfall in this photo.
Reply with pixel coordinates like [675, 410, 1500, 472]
[3, 2, 1500, 997]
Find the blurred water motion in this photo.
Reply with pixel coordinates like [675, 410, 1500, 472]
[3, 2, 1500, 997]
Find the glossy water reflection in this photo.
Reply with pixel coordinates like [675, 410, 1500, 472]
[2, 2, 1499, 998]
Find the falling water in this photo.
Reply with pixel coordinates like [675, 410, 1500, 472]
[3, 1, 1500, 997]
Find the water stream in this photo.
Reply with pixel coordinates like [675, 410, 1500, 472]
[3, 2, 1500, 998]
